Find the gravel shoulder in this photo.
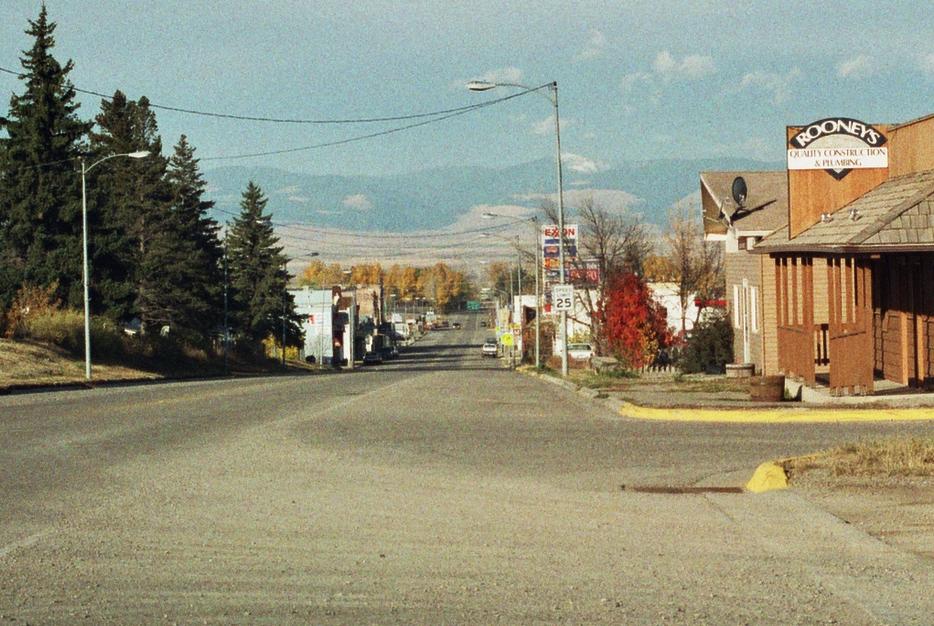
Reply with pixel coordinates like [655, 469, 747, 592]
[792, 473, 934, 561]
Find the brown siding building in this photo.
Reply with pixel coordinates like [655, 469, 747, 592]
[756, 113, 934, 395]
[701, 171, 787, 375]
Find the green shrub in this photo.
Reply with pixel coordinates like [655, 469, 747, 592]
[25, 309, 84, 352]
[680, 314, 733, 374]
[24, 310, 126, 359]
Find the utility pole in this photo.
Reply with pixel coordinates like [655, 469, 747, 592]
[533, 218, 541, 369]
[281, 260, 288, 367]
[223, 238, 229, 376]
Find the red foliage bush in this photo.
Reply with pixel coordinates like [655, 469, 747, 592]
[600, 272, 671, 368]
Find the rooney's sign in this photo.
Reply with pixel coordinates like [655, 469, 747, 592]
[787, 117, 888, 180]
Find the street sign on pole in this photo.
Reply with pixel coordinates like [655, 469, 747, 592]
[552, 284, 573, 311]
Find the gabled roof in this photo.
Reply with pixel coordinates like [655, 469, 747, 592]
[755, 169, 934, 253]
[700, 171, 787, 233]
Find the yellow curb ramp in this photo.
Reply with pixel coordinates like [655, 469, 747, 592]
[619, 401, 934, 423]
[745, 461, 788, 493]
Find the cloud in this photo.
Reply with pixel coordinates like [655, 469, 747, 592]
[275, 185, 300, 194]
[532, 115, 573, 135]
[513, 188, 641, 211]
[653, 50, 716, 79]
[288, 195, 311, 204]
[620, 71, 652, 91]
[921, 52, 934, 75]
[445, 203, 536, 232]
[837, 55, 873, 79]
[562, 152, 607, 174]
[738, 68, 801, 104]
[574, 28, 606, 61]
[341, 194, 373, 211]
[569, 179, 592, 187]
[476, 66, 523, 84]
[531, 116, 554, 135]
[621, 51, 714, 99]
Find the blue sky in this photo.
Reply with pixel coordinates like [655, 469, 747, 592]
[2, 1, 932, 178]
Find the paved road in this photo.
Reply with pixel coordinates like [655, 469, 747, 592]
[2, 312, 932, 624]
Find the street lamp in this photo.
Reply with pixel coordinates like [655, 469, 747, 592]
[468, 80, 568, 376]
[80, 150, 150, 381]
[482, 213, 541, 369]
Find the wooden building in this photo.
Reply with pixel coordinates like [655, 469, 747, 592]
[755, 113, 934, 395]
[701, 171, 787, 375]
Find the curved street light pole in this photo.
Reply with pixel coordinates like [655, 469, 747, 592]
[469, 80, 567, 376]
[80, 150, 150, 381]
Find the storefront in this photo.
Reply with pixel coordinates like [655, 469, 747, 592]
[755, 114, 934, 395]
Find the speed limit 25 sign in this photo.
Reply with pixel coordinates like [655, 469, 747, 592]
[552, 285, 574, 311]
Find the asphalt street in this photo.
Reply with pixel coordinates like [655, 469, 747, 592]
[1, 312, 932, 624]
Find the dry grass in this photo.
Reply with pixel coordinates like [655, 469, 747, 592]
[784, 436, 934, 478]
[563, 368, 751, 394]
[0, 338, 158, 388]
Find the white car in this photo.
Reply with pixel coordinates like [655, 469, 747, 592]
[567, 343, 593, 361]
[481, 338, 499, 357]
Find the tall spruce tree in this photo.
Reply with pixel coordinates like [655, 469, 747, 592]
[163, 135, 224, 338]
[227, 182, 300, 346]
[87, 91, 167, 321]
[0, 5, 91, 310]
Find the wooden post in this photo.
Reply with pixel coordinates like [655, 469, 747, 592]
[791, 257, 799, 326]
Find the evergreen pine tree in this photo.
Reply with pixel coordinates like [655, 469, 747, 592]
[87, 91, 151, 320]
[0, 5, 92, 310]
[87, 92, 173, 330]
[227, 182, 300, 348]
[163, 135, 224, 338]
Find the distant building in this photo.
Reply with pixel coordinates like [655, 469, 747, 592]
[291, 287, 340, 364]
[646, 282, 700, 336]
[701, 170, 788, 375]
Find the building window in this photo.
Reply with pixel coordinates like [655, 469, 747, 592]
[750, 286, 759, 333]
[732, 285, 741, 329]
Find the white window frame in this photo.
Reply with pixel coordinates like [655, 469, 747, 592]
[750, 286, 759, 333]
[732, 284, 741, 329]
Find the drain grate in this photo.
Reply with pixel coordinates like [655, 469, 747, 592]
[621, 485, 744, 494]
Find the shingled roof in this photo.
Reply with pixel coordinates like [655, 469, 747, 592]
[700, 171, 787, 232]
[755, 169, 934, 253]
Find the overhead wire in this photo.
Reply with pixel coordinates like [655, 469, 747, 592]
[0, 64, 546, 125]
[1, 64, 547, 260]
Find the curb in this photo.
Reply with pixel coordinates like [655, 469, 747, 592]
[745, 461, 789, 493]
[519, 369, 934, 423]
[617, 401, 934, 423]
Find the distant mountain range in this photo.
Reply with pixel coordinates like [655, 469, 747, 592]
[203, 157, 783, 232]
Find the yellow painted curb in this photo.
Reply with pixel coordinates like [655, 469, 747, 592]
[619, 401, 934, 423]
[745, 461, 788, 493]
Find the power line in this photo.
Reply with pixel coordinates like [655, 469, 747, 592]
[0, 65, 547, 125]
[199, 107, 477, 161]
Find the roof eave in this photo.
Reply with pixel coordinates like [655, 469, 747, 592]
[753, 243, 934, 255]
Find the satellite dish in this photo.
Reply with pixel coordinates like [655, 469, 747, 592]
[731, 176, 747, 208]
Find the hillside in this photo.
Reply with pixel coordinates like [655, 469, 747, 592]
[204, 157, 783, 232]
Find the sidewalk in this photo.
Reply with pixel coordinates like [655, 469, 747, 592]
[522, 368, 934, 423]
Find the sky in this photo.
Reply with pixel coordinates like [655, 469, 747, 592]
[1, 1, 932, 179]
